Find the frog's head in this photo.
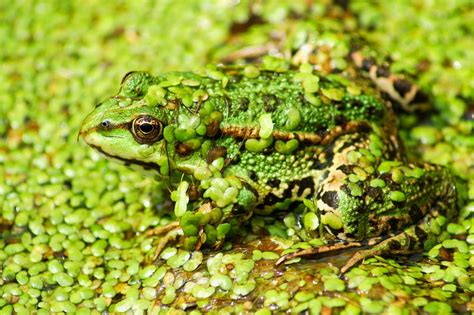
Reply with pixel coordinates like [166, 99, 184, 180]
[79, 72, 172, 176]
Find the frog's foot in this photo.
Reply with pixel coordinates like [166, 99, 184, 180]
[340, 231, 415, 273]
[145, 221, 181, 237]
[145, 222, 183, 261]
[275, 241, 364, 266]
[275, 231, 418, 273]
[350, 51, 427, 112]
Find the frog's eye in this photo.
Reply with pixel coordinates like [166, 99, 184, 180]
[131, 115, 164, 144]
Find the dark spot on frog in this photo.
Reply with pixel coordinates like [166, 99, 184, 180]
[263, 94, 278, 112]
[363, 104, 384, 119]
[267, 178, 281, 188]
[335, 102, 345, 110]
[387, 239, 402, 250]
[376, 65, 390, 78]
[224, 95, 232, 117]
[414, 225, 427, 242]
[249, 171, 258, 182]
[361, 58, 375, 71]
[311, 129, 325, 140]
[348, 99, 363, 110]
[335, 114, 347, 125]
[207, 146, 227, 163]
[387, 217, 401, 232]
[239, 98, 249, 111]
[206, 119, 220, 137]
[262, 146, 274, 155]
[321, 191, 339, 208]
[175, 142, 193, 156]
[356, 122, 373, 134]
[393, 79, 413, 96]
[297, 177, 316, 196]
[276, 178, 315, 203]
[282, 185, 293, 199]
[264, 193, 281, 205]
[409, 204, 424, 222]
[367, 186, 383, 202]
[407, 235, 418, 250]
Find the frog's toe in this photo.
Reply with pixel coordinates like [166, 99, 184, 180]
[276, 241, 363, 266]
[150, 226, 183, 261]
[145, 221, 181, 236]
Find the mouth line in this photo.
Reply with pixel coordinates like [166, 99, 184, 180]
[90, 144, 162, 173]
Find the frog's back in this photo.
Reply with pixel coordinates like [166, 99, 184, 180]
[197, 69, 393, 145]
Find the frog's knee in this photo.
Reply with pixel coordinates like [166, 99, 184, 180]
[317, 188, 367, 239]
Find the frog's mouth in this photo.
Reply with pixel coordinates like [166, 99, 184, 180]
[89, 144, 162, 173]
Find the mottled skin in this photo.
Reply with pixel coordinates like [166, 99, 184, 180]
[80, 66, 458, 272]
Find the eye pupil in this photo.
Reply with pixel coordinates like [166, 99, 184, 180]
[131, 115, 164, 144]
[139, 123, 153, 133]
[100, 120, 110, 128]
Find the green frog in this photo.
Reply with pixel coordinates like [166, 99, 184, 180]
[79, 62, 459, 273]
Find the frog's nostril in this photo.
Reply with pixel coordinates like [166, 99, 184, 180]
[100, 120, 111, 129]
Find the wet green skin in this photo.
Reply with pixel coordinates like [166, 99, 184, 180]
[80, 67, 458, 265]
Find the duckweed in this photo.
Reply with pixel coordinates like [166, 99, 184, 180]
[1, 1, 473, 314]
[323, 277, 346, 292]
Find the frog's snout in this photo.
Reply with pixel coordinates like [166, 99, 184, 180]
[78, 124, 91, 143]
[78, 115, 91, 142]
[78, 109, 101, 144]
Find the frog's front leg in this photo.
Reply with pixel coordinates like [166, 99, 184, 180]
[148, 170, 258, 260]
[146, 221, 182, 260]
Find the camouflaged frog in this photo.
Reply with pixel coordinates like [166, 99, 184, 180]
[79, 63, 459, 272]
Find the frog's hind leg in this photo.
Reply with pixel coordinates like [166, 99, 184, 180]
[357, 163, 460, 272]
[276, 221, 427, 273]
[340, 226, 425, 273]
[275, 240, 365, 265]
[278, 162, 459, 273]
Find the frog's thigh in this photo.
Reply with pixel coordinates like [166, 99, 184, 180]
[365, 162, 458, 234]
[316, 161, 457, 240]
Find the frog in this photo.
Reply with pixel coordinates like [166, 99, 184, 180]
[79, 62, 459, 273]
